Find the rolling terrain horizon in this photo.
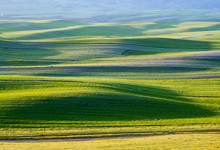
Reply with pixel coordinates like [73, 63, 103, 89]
[0, 1, 220, 149]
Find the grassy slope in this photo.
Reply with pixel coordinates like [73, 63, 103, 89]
[1, 76, 219, 123]
[0, 76, 219, 139]
[1, 20, 220, 41]
[0, 19, 220, 141]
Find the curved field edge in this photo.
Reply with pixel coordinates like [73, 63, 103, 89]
[21, 37, 220, 49]
[0, 75, 219, 139]
[0, 125, 219, 140]
[0, 134, 219, 150]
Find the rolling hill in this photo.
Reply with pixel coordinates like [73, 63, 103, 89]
[0, 0, 220, 148]
[0, 19, 220, 141]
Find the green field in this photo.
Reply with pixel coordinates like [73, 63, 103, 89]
[0, 19, 220, 149]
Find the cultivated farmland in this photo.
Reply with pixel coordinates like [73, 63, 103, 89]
[0, 19, 220, 149]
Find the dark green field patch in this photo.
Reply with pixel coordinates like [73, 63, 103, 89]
[0, 66, 209, 74]
[0, 60, 59, 66]
[125, 50, 160, 55]
[0, 79, 215, 123]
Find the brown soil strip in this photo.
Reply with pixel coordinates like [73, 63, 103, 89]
[0, 134, 174, 143]
[1, 133, 219, 143]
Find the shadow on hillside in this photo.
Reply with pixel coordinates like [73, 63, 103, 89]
[119, 38, 214, 49]
[0, 65, 209, 78]
[0, 37, 216, 73]
[0, 40, 61, 66]
[2, 21, 183, 40]
[11, 26, 139, 40]
[1, 81, 216, 122]
[21, 66, 210, 76]
[141, 21, 182, 32]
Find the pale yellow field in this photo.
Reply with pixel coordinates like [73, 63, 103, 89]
[0, 134, 219, 150]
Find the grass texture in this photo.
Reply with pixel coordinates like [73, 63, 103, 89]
[0, 19, 220, 143]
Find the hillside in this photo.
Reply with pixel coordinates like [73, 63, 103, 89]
[2, 10, 220, 23]
[0, 0, 220, 147]
[0, 20, 220, 141]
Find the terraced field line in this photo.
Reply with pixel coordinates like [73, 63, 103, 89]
[1, 133, 219, 143]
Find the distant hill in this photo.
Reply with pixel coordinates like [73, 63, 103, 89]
[1, 10, 220, 23]
[1, 0, 220, 15]
[73, 10, 220, 23]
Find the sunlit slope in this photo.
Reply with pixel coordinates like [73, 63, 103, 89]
[1, 37, 220, 63]
[0, 20, 90, 40]
[0, 76, 219, 128]
[1, 20, 220, 40]
[0, 19, 87, 32]
[0, 19, 220, 140]
[1, 37, 220, 79]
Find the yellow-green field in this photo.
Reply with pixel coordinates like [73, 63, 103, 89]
[0, 134, 219, 150]
[0, 19, 220, 149]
